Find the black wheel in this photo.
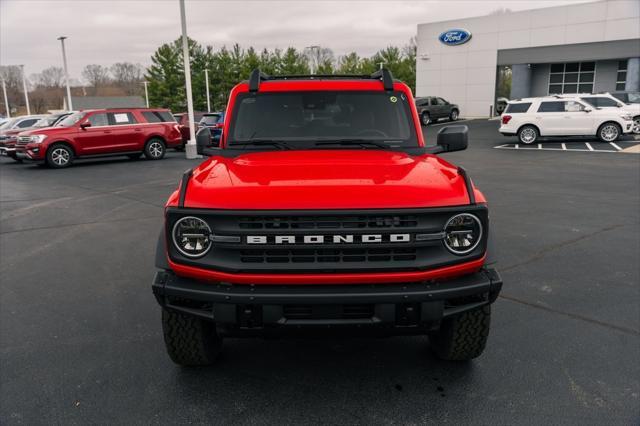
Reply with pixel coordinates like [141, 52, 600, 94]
[633, 116, 640, 135]
[597, 122, 621, 142]
[517, 125, 538, 144]
[46, 143, 74, 168]
[162, 309, 222, 366]
[449, 109, 459, 121]
[127, 153, 142, 160]
[421, 112, 431, 126]
[429, 305, 491, 361]
[144, 138, 166, 160]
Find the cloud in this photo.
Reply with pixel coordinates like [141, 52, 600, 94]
[0, 0, 589, 82]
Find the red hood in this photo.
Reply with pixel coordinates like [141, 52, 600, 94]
[177, 150, 480, 210]
[0, 128, 29, 137]
[17, 126, 69, 136]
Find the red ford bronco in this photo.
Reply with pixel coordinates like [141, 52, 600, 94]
[152, 69, 502, 366]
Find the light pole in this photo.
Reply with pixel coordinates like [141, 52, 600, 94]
[57, 36, 73, 111]
[20, 65, 30, 115]
[1, 78, 9, 118]
[305, 45, 320, 74]
[179, 0, 198, 159]
[143, 81, 149, 107]
[204, 69, 211, 113]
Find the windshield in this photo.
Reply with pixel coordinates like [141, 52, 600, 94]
[227, 91, 417, 148]
[627, 92, 640, 104]
[34, 116, 59, 128]
[57, 112, 85, 127]
[200, 114, 222, 126]
[0, 118, 18, 130]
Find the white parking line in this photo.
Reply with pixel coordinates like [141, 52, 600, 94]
[561, 143, 567, 150]
[537, 143, 542, 149]
[610, 142, 622, 151]
[515, 144, 519, 149]
[494, 145, 619, 153]
[585, 142, 594, 151]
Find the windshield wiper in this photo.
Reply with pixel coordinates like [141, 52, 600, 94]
[230, 139, 294, 150]
[314, 139, 392, 149]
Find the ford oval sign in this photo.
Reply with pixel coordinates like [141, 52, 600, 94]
[439, 29, 472, 46]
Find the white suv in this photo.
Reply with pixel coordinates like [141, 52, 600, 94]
[557, 93, 639, 134]
[499, 96, 635, 144]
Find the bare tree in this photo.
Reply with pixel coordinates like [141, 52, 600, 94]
[305, 47, 335, 74]
[39, 67, 65, 88]
[82, 64, 110, 94]
[110, 62, 143, 95]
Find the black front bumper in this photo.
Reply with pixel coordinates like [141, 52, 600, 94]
[152, 268, 502, 336]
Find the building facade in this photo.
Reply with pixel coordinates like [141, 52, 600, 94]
[416, 0, 640, 118]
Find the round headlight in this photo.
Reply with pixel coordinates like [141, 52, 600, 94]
[443, 213, 482, 255]
[172, 216, 212, 258]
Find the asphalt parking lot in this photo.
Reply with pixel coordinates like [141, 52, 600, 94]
[1, 119, 639, 424]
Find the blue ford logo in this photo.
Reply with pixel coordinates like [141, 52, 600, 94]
[439, 29, 472, 46]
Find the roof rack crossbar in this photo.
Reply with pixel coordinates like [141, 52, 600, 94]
[246, 68, 396, 91]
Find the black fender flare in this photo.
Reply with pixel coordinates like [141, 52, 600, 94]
[155, 227, 170, 270]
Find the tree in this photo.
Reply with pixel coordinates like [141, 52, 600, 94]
[110, 62, 143, 95]
[31, 67, 65, 89]
[82, 64, 110, 94]
[146, 41, 185, 111]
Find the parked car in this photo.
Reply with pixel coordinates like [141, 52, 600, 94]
[0, 115, 47, 160]
[152, 68, 502, 366]
[499, 96, 635, 144]
[15, 108, 182, 168]
[197, 112, 225, 140]
[174, 111, 207, 148]
[415, 96, 460, 125]
[555, 93, 640, 134]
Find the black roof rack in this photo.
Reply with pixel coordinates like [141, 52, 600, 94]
[247, 68, 395, 92]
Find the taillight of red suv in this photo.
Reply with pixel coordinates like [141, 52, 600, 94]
[501, 115, 512, 125]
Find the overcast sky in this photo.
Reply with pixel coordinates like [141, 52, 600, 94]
[1, 0, 591, 81]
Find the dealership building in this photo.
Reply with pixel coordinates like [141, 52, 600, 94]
[415, 0, 640, 118]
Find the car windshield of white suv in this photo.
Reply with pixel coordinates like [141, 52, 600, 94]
[0, 118, 18, 130]
[34, 116, 60, 128]
[57, 112, 85, 127]
[228, 91, 418, 149]
[627, 93, 640, 104]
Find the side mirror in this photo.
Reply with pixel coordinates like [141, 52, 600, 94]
[584, 108, 592, 113]
[195, 126, 219, 156]
[435, 125, 468, 153]
[80, 122, 91, 129]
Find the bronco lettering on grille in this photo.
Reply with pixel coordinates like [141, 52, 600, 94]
[246, 234, 411, 244]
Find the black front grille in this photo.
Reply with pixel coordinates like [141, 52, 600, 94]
[238, 215, 418, 230]
[240, 248, 417, 263]
[166, 207, 488, 273]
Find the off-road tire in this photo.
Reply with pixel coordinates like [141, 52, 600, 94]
[162, 308, 222, 366]
[449, 109, 459, 121]
[46, 143, 74, 168]
[429, 305, 491, 361]
[421, 112, 431, 126]
[144, 138, 166, 160]
[517, 125, 538, 144]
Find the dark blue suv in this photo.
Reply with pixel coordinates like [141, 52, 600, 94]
[197, 112, 225, 141]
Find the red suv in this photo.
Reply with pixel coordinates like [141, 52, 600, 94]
[16, 108, 182, 168]
[152, 69, 502, 366]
